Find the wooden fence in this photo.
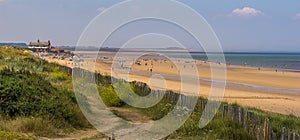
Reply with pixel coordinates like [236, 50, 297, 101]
[59, 66, 300, 140]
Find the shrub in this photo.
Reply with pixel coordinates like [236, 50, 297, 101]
[49, 71, 69, 81]
[98, 85, 124, 107]
[0, 69, 90, 136]
[0, 131, 34, 140]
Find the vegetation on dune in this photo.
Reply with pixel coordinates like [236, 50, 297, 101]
[247, 108, 300, 134]
[0, 131, 34, 140]
[0, 47, 90, 138]
[98, 84, 124, 107]
[0, 68, 86, 125]
[49, 70, 70, 81]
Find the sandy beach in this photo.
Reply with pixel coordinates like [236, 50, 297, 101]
[45, 51, 300, 117]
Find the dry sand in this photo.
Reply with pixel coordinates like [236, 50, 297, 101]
[45, 51, 300, 117]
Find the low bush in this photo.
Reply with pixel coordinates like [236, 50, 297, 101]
[98, 84, 124, 107]
[0, 131, 34, 140]
[0, 68, 90, 137]
[49, 71, 69, 81]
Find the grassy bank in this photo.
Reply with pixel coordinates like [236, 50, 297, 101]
[0, 47, 91, 139]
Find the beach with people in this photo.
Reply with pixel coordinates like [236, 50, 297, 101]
[44, 51, 300, 117]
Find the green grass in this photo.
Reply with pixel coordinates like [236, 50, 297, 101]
[0, 131, 34, 140]
[98, 84, 124, 107]
[0, 47, 91, 137]
[245, 107, 300, 134]
[49, 71, 69, 81]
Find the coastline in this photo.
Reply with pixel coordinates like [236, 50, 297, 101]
[44, 51, 300, 117]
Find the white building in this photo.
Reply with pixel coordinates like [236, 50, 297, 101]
[28, 40, 52, 52]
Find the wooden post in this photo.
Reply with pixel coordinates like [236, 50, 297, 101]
[271, 131, 277, 140]
[267, 118, 271, 140]
[230, 106, 235, 121]
[249, 112, 255, 135]
[202, 100, 206, 111]
[111, 133, 115, 140]
[264, 118, 268, 140]
[244, 111, 249, 132]
[292, 132, 296, 140]
[178, 94, 182, 106]
[238, 107, 244, 126]
[222, 105, 226, 119]
[287, 131, 291, 140]
[281, 127, 286, 140]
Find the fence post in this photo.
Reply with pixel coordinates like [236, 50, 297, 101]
[271, 131, 277, 140]
[281, 127, 286, 140]
[267, 118, 271, 140]
[231, 106, 235, 121]
[238, 107, 244, 126]
[264, 118, 267, 140]
[244, 111, 249, 132]
[202, 100, 206, 111]
[292, 132, 296, 140]
[222, 105, 227, 119]
[111, 133, 115, 140]
[287, 131, 292, 140]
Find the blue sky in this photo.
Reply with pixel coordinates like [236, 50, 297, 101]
[1, 0, 300, 52]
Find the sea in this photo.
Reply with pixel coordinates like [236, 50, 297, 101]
[169, 52, 300, 71]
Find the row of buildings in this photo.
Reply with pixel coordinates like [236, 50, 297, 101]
[28, 40, 64, 53]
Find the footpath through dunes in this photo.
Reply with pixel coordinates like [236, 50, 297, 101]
[38, 107, 152, 140]
[45, 51, 300, 117]
[38, 130, 106, 140]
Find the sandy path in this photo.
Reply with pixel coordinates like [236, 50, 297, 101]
[38, 129, 107, 140]
[38, 103, 153, 140]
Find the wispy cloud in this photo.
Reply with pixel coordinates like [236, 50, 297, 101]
[96, 7, 107, 13]
[292, 13, 300, 20]
[230, 7, 264, 18]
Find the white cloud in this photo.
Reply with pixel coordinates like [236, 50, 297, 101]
[293, 13, 300, 20]
[231, 7, 264, 17]
[97, 7, 107, 13]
